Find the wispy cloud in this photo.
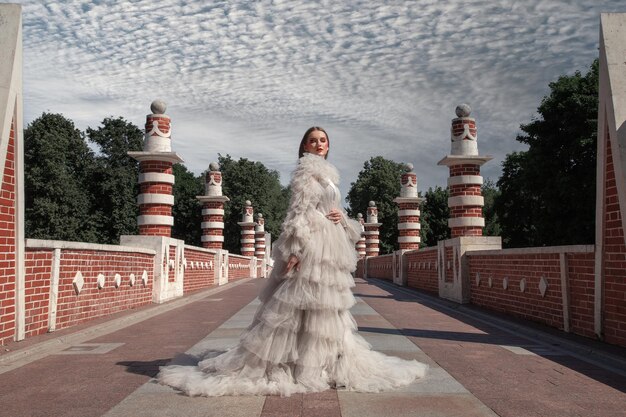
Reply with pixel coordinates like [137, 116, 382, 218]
[13, 0, 619, 201]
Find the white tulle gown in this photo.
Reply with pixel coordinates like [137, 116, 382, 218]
[157, 153, 427, 396]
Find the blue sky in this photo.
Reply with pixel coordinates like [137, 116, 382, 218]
[11, 0, 623, 201]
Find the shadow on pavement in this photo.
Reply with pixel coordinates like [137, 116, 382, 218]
[359, 278, 626, 394]
[117, 349, 228, 378]
[117, 359, 171, 378]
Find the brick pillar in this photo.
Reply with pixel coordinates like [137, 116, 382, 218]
[238, 200, 255, 256]
[595, 15, 626, 345]
[437, 104, 492, 238]
[197, 162, 229, 249]
[393, 163, 425, 250]
[128, 100, 183, 237]
[355, 213, 366, 258]
[364, 201, 381, 257]
[254, 213, 266, 259]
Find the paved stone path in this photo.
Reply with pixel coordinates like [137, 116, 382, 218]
[0, 277, 625, 417]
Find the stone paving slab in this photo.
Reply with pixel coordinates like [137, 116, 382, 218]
[106, 295, 496, 417]
[338, 393, 498, 417]
[105, 382, 266, 417]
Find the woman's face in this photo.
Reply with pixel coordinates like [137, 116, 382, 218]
[303, 130, 329, 157]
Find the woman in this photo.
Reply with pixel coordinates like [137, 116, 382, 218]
[158, 127, 427, 396]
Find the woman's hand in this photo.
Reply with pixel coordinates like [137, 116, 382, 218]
[285, 254, 301, 273]
[326, 208, 343, 224]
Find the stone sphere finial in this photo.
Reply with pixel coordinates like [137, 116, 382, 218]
[209, 162, 220, 171]
[455, 103, 471, 118]
[405, 163, 414, 172]
[368, 201, 376, 207]
[245, 200, 252, 206]
[151, 99, 167, 114]
[357, 213, 363, 219]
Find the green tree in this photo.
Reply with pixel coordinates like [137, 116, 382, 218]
[218, 155, 289, 253]
[420, 186, 449, 247]
[346, 156, 406, 254]
[86, 117, 143, 243]
[24, 113, 99, 242]
[172, 164, 204, 246]
[482, 179, 501, 237]
[495, 59, 598, 247]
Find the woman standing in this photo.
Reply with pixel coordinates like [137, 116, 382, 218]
[158, 127, 427, 396]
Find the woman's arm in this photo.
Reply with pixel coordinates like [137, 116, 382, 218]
[338, 208, 364, 244]
[284, 254, 301, 273]
[325, 208, 364, 244]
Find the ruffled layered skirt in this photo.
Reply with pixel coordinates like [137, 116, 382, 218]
[157, 219, 427, 396]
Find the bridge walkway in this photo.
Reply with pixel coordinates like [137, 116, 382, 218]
[0, 277, 624, 417]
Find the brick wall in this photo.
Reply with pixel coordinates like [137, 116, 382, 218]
[9, 239, 262, 343]
[228, 255, 252, 280]
[365, 254, 394, 280]
[0, 118, 16, 345]
[406, 247, 438, 294]
[355, 258, 364, 278]
[602, 130, 626, 346]
[53, 249, 153, 332]
[22, 242, 155, 337]
[183, 246, 216, 293]
[468, 247, 594, 333]
[24, 250, 52, 338]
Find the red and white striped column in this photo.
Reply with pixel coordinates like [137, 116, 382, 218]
[197, 162, 229, 249]
[364, 201, 381, 257]
[355, 213, 366, 258]
[254, 213, 266, 259]
[437, 104, 492, 238]
[393, 163, 424, 250]
[128, 100, 183, 237]
[238, 200, 255, 256]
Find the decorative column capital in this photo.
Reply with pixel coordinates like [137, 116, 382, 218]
[366, 201, 379, 224]
[255, 213, 265, 232]
[437, 104, 492, 166]
[241, 200, 254, 223]
[128, 100, 184, 164]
